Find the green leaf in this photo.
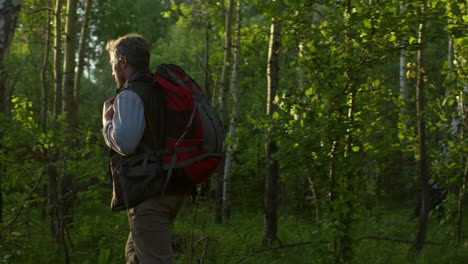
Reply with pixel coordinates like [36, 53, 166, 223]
[272, 112, 279, 120]
[363, 19, 372, 29]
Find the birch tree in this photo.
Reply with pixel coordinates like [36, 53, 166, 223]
[50, 1, 70, 261]
[223, 0, 241, 220]
[445, 0, 468, 246]
[62, 0, 78, 131]
[412, 0, 430, 256]
[215, 0, 234, 224]
[74, 0, 92, 111]
[399, 3, 409, 108]
[41, 0, 52, 130]
[53, 0, 63, 120]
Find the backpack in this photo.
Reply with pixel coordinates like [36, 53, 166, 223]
[155, 64, 224, 187]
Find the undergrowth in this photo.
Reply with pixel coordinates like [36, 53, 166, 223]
[1, 197, 467, 263]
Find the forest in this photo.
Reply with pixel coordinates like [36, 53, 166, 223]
[0, 0, 467, 263]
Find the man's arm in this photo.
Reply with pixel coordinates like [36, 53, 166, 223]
[102, 90, 145, 155]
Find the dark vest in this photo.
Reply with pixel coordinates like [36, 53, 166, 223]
[109, 72, 190, 211]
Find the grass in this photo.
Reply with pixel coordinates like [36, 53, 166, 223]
[1, 196, 467, 263]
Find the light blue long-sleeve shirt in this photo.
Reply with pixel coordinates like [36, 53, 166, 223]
[103, 90, 145, 156]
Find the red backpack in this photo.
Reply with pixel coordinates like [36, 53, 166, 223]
[154, 64, 224, 186]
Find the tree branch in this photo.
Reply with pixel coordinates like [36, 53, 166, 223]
[237, 235, 445, 263]
[0, 170, 45, 233]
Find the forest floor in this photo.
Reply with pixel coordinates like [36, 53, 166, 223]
[1, 196, 467, 263]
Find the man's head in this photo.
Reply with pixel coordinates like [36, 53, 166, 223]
[106, 33, 151, 87]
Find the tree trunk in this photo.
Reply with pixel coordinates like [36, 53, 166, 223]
[203, 0, 212, 103]
[41, 0, 52, 131]
[336, 1, 357, 261]
[223, 0, 241, 221]
[40, 0, 53, 221]
[51, 1, 70, 262]
[412, 1, 429, 255]
[454, 37, 468, 246]
[74, 0, 92, 111]
[457, 156, 468, 245]
[264, 16, 281, 246]
[62, 0, 78, 131]
[397, 2, 411, 204]
[53, 0, 63, 120]
[0, 0, 22, 113]
[215, 0, 234, 224]
[399, 11, 408, 104]
[48, 164, 70, 263]
[0, 0, 22, 225]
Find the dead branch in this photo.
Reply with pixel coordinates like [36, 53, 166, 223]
[237, 235, 446, 263]
[358, 235, 444, 246]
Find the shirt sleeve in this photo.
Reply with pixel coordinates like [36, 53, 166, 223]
[102, 90, 145, 156]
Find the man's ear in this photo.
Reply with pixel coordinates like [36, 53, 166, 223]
[119, 56, 128, 69]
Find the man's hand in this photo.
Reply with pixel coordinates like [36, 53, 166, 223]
[102, 97, 115, 127]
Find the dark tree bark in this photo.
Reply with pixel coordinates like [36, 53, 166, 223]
[50, 1, 70, 263]
[264, 15, 281, 246]
[39, 0, 53, 222]
[412, 1, 430, 256]
[0, 0, 23, 225]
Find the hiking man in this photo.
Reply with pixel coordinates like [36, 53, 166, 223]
[102, 33, 189, 264]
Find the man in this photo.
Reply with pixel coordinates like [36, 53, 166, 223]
[102, 33, 188, 264]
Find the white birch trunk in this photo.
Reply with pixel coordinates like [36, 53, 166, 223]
[62, 0, 78, 130]
[53, 0, 63, 120]
[223, 0, 241, 221]
[74, 0, 92, 110]
[215, 0, 234, 224]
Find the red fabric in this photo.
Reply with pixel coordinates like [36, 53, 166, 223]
[156, 66, 221, 184]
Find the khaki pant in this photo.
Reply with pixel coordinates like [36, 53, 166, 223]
[125, 194, 185, 264]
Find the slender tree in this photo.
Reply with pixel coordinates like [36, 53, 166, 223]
[456, 99, 467, 246]
[215, 0, 234, 224]
[53, 0, 63, 120]
[412, 0, 430, 256]
[264, 14, 280, 246]
[445, 1, 468, 246]
[399, 4, 409, 105]
[50, 1, 70, 262]
[0, 0, 23, 225]
[74, 0, 92, 111]
[62, 0, 78, 131]
[203, 0, 212, 102]
[41, 0, 52, 130]
[39, 1, 53, 222]
[223, 0, 241, 220]
[0, 0, 22, 114]
[397, 1, 412, 205]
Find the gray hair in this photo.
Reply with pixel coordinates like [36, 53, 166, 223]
[106, 33, 151, 71]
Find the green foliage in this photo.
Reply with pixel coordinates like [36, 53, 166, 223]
[1, 0, 468, 263]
